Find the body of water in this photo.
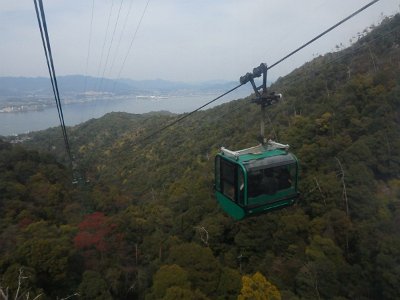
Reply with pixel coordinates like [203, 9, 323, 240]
[0, 90, 250, 136]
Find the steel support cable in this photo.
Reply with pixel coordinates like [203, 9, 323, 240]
[33, 0, 73, 169]
[108, 87, 245, 177]
[98, 0, 125, 91]
[37, 1, 70, 154]
[82, 0, 384, 185]
[35, 0, 72, 164]
[36, 1, 68, 134]
[83, 0, 96, 94]
[132, 0, 380, 145]
[267, 0, 380, 71]
[270, 25, 399, 126]
[274, 24, 400, 92]
[108, 0, 135, 77]
[113, 0, 151, 91]
[96, 0, 384, 193]
[95, 0, 115, 91]
[138, 83, 244, 144]
[33, 0, 62, 125]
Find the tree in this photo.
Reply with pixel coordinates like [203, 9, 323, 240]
[167, 243, 220, 297]
[148, 264, 191, 299]
[0, 267, 42, 300]
[78, 271, 112, 300]
[73, 212, 124, 269]
[215, 267, 241, 300]
[162, 286, 208, 300]
[238, 271, 281, 300]
[12, 221, 78, 297]
[295, 235, 345, 299]
[74, 212, 111, 254]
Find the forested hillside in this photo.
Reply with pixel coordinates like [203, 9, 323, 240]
[1, 15, 400, 299]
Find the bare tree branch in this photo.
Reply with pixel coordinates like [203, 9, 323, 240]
[0, 285, 9, 300]
[335, 157, 349, 218]
[15, 268, 26, 300]
[0, 268, 41, 300]
[314, 177, 326, 207]
[194, 226, 209, 246]
[58, 293, 79, 300]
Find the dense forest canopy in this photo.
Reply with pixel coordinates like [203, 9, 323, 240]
[1, 14, 400, 299]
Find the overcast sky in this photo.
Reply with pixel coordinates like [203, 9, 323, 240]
[0, 0, 398, 82]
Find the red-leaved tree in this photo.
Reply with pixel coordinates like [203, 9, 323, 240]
[74, 212, 112, 253]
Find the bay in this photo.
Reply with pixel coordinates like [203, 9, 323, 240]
[0, 90, 249, 136]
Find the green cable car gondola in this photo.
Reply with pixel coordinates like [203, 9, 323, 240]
[214, 63, 300, 220]
[215, 141, 299, 220]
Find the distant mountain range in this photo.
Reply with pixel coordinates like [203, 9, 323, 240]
[0, 75, 246, 99]
[0, 75, 254, 113]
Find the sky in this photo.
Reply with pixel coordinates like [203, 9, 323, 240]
[0, 0, 399, 83]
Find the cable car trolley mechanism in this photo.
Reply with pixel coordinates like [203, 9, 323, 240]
[214, 63, 300, 220]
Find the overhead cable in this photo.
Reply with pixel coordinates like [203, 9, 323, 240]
[95, 0, 115, 91]
[98, 0, 125, 90]
[33, 0, 74, 169]
[267, 0, 380, 70]
[136, 0, 380, 143]
[114, 0, 151, 84]
[83, 0, 96, 93]
[108, 0, 136, 77]
[139, 84, 243, 143]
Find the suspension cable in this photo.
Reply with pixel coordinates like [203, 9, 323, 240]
[98, 0, 125, 91]
[267, 0, 380, 70]
[114, 0, 151, 88]
[134, 0, 380, 144]
[138, 84, 243, 143]
[83, 0, 95, 93]
[33, 0, 74, 169]
[109, 0, 136, 77]
[95, 0, 115, 91]
[33, 0, 380, 159]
